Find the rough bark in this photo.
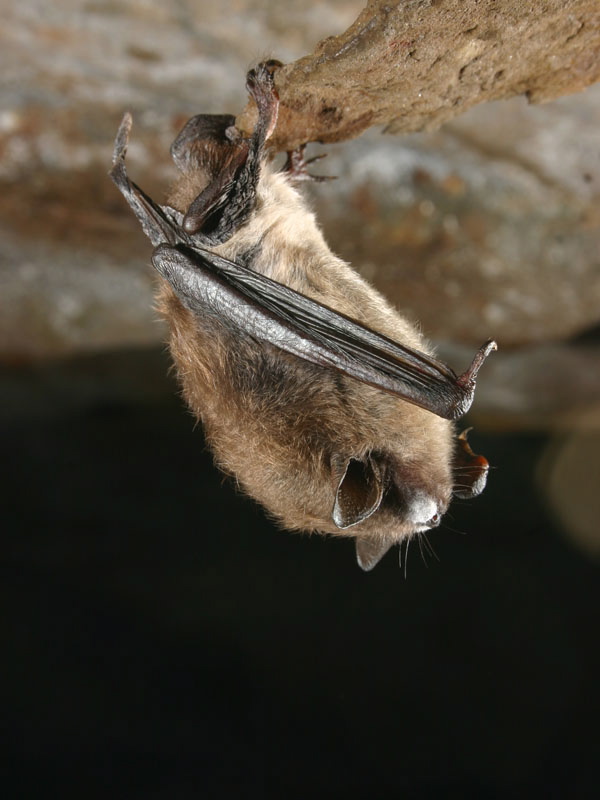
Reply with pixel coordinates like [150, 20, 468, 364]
[237, 0, 600, 150]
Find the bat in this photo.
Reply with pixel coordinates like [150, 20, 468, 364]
[110, 62, 496, 571]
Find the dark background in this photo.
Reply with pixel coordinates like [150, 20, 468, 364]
[3, 348, 598, 798]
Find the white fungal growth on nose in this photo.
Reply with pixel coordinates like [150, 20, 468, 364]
[407, 493, 438, 528]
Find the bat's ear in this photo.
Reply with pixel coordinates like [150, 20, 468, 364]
[170, 113, 238, 172]
[452, 428, 490, 499]
[355, 537, 393, 572]
[331, 454, 385, 529]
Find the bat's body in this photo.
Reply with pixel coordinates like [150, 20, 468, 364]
[159, 161, 455, 537]
[111, 63, 495, 570]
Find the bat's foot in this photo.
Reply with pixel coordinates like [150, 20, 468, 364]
[245, 60, 281, 142]
[281, 145, 336, 183]
[179, 61, 283, 241]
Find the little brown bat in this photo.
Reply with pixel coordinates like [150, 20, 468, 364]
[110, 62, 496, 571]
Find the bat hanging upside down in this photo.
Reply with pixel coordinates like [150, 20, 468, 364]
[110, 62, 496, 571]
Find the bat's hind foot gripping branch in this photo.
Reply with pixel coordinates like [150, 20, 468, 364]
[179, 60, 281, 242]
[281, 145, 335, 183]
[245, 60, 281, 143]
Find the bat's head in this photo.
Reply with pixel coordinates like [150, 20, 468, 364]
[329, 429, 489, 571]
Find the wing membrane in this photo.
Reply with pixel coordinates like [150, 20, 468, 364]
[153, 243, 493, 420]
[110, 113, 494, 421]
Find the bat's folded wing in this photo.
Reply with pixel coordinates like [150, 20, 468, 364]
[110, 112, 494, 422]
[152, 243, 496, 421]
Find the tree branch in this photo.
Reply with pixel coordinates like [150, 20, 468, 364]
[236, 0, 600, 150]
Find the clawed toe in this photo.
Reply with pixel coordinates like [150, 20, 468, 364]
[281, 145, 336, 182]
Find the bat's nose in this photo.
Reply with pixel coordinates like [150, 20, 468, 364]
[406, 492, 443, 530]
[407, 492, 438, 524]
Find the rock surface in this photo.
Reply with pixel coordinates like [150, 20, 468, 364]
[1, 0, 599, 424]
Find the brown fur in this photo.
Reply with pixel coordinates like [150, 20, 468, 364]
[156, 163, 454, 547]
